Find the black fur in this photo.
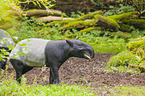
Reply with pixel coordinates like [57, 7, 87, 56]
[0, 46, 12, 70]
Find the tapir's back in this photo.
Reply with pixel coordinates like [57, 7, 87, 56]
[9, 38, 50, 66]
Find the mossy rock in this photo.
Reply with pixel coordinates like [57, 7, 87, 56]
[123, 19, 145, 29]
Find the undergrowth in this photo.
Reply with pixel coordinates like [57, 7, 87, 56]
[0, 69, 95, 96]
[0, 81, 95, 96]
[96, 85, 145, 95]
[106, 36, 145, 74]
[9, 17, 129, 53]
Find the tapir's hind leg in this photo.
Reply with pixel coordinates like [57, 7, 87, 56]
[9, 59, 33, 83]
[0, 58, 7, 70]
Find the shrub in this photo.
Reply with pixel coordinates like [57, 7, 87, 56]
[106, 36, 145, 74]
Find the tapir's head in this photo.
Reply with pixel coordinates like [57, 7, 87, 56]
[66, 38, 95, 59]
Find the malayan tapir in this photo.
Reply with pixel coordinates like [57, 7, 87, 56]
[0, 29, 14, 70]
[9, 37, 94, 84]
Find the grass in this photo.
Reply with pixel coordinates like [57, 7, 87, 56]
[0, 81, 96, 96]
[1, 76, 145, 96]
[1, 66, 145, 96]
[95, 85, 145, 96]
[78, 34, 126, 53]
[0, 69, 95, 96]
[109, 85, 145, 96]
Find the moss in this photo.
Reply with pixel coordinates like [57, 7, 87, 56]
[95, 15, 119, 27]
[0, 22, 13, 30]
[79, 27, 97, 33]
[123, 19, 145, 24]
[107, 36, 145, 73]
[76, 10, 103, 20]
[46, 19, 75, 26]
[63, 20, 96, 29]
[106, 51, 141, 67]
[94, 14, 103, 21]
[108, 12, 138, 21]
[139, 61, 145, 70]
[129, 60, 145, 72]
[102, 16, 119, 27]
[136, 47, 144, 59]
[25, 9, 43, 12]
[126, 37, 145, 51]
[119, 24, 131, 31]
[123, 19, 145, 29]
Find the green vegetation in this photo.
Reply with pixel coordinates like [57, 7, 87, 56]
[106, 36, 145, 74]
[0, 0, 21, 30]
[1, 0, 145, 95]
[0, 69, 95, 95]
[109, 85, 145, 95]
[0, 81, 95, 96]
[96, 85, 145, 95]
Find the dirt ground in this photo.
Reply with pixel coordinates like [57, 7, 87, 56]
[2, 53, 145, 94]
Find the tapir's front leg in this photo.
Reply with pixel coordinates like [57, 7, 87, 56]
[49, 67, 54, 84]
[50, 66, 59, 84]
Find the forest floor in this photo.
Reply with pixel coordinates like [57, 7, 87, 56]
[3, 53, 145, 95]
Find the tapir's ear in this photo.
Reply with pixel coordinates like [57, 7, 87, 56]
[75, 37, 78, 40]
[66, 40, 73, 46]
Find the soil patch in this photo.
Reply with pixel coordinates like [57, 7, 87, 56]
[1, 53, 145, 94]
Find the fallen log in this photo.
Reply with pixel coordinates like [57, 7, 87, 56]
[123, 19, 145, 29]
[36, 16, 74, 21]
[23, 9, 62, 17]
[96, 16, 119, 32]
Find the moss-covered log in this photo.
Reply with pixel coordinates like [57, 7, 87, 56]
[96, 16, 119, 31]
[123, 19, 145, 29]
[76, 10, 103, 20]
[119, 24, 131, 32]
[23, 9, 62, 17]
[108, 12, 138, 21]
[79, 27, 99, 33]
[62, 20, 96, 31]
[94, 12, 138, 32]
